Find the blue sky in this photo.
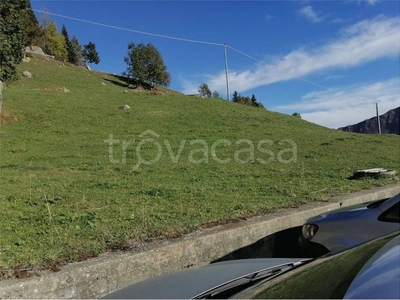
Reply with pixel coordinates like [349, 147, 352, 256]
[31, 0, 400, 128]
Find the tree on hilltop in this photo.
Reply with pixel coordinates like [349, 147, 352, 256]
[198, 83, 212, 98]
[70, 35, 84, 66]
[292, 112, 302, 119]
[124, 42, 170, 88]
[44, 21, 67, 60]
[20, 0, 42, 47]
[82, 41, 100, 65]
[231, 91, 265, 109]
[61, 25, 76, 64]
[257, 102, 265, 109]
[250, 94, 264, 108]
[251, 94, 257, 106]
[213, 91, 222, 99]
[232, 91, 239, 103]
[238, 96, 252, 106]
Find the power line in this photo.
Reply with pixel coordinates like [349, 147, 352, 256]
[33, 8, 360, 98]
[227, 45, 381, 106]
[32, 9, 225, 47]
[226, 45, 330, 90]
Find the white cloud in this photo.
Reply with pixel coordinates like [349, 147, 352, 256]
[354, 0, 380, 5]
[333, 18, 346, 24]
[299, 6, 322, 23]
[180, 78, 197, 95]
[366, 0, 380, 5]
[325, 74, 345, 80]
[274, 78, 400, 128]
[181, 16, 400, 95]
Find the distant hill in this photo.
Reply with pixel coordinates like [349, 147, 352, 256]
[339, 107, 400, 135]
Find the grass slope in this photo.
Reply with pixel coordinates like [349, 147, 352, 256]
[0, 55, 399, 273]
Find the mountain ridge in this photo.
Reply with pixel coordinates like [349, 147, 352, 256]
[338, 107, 400, 135]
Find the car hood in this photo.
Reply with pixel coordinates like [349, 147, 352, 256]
[307, 202, 372, 223]
[102, 258, 309, 299]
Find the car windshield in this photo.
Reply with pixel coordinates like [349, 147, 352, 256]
[367, 198, 389, 209]
[240, 234, 395, 299]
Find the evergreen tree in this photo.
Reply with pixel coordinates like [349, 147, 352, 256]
[44, 22, 67, 60]
[0, 1, 26, 82]
[61, 25, 76, 64]
[231, 92, 266, 109]
[70, 35, 84, 66]
[232, 91, 239, 102]
[82, 41, 100, 65]
[124, 43, 170, 88]
[251, 94, 257, 106]
[19, 0, 42, 47]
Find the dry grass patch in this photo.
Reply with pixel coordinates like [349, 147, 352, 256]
[0, 109, 19, 124]
[38, 119, 53, 126]
[41, 86, 62, 92]
[151, 90, 164, 96]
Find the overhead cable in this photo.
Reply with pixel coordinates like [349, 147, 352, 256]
[32, 9, 225, 47]
[227, 45, 330, 90]
[33, 8, 333, 93]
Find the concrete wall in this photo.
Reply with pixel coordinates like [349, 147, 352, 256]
[0, 184, 399, 298]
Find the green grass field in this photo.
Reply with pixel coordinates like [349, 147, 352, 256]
[0, 55, 399, 273]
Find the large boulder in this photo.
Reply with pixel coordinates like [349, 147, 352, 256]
[23, 71, 33, 78]
[60, 87, 70, 93]
[25, 46, 54, 59]
[119, 104, 130, 110]
[25, 46, 45, 55]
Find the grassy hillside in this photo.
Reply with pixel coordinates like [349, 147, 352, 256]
[0, 55, 399, 273]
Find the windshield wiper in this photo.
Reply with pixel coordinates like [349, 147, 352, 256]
[192, 259, 312, 299]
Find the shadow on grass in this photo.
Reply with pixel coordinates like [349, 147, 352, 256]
[104, 74, 154, 90]
[211, 226, 329, 263]
[103, 76, 129, 89]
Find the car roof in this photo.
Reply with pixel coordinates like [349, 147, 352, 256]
[102, 258, 307, 299]
[344, 235, 400, 299]
[378, 192, 400, 212]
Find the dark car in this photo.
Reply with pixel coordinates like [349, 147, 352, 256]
[299, 193, 400, 255]
[104, 232, 400, 299]
[236, 232, 400, 299]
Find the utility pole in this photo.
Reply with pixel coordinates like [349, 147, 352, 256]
[375, 103, 381, 134]
[224, 44, 230, 101]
